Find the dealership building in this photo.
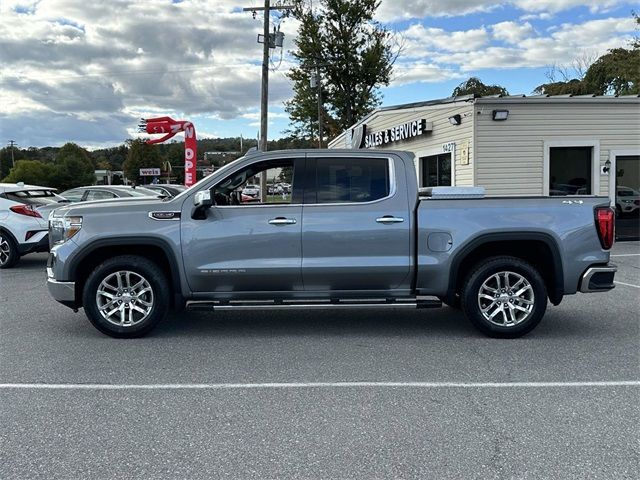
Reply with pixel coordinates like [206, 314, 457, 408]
[329, 94, 640, 238]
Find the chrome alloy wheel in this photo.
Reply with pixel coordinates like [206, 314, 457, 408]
[477, 271, 535, 327]
[0, 236, 10, 266]
[96, 271, 154, 327]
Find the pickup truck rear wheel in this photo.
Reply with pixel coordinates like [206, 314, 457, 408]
[82, 255, 170, 338]
[461, 256, 547, 338]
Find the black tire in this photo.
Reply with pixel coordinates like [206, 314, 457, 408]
[0, 231, 20, 269]
[461, 256, 547, 338]
[82, 255, 170, 338]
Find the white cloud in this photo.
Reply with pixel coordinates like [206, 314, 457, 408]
[492, 21, 536, 44]
[377, 0, 629, 22]
[402, 24, 490, 55]
[431, 16, 636, 71]
[0, 0, 296, 146]
[520, 12, 553, 20]
[391, 63, 465, 86]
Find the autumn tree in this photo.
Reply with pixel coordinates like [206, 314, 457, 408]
[286, 0, 398, 143]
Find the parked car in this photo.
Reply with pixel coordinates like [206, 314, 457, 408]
[241, 184, 260, 198]
[0, 183, 66, 268]
[58, 185, 162, 202]
[47, 149, 616, 339]
[616, 186, 640, 216]
[145, 184, 188, 198]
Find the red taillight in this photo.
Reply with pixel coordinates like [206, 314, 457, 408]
[595, 207, 614, 250]
[9, 204, 42, 218]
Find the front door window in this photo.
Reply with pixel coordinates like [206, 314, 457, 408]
[213, 160, 294, 206]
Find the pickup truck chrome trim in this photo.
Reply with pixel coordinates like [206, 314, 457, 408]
[47, 279, 75, 303]
[579, 264, 617, 293]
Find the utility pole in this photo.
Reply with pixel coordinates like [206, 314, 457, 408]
[315, 68, 323, 149]
[243, 1, 293, 201]
[7, 140, 16, 167]
[242, 1, 293, 152]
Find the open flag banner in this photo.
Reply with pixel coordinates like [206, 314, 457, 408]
[139, 117, 197, 187]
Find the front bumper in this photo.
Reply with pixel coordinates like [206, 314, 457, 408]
[579, 264, 617, 293]
[47, 278, 77, 308]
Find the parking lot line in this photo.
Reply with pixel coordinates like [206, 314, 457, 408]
[614, 281, 640, 288]
[0, 381, 638, 390]
[611, 254, 640, 257]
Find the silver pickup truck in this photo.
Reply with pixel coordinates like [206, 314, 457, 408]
[47, 149, 616, 339]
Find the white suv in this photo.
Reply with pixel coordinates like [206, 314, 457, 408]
[0, 183, 65, 268]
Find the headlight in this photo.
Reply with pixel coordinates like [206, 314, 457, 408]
[622, 200, 634, 204]
[49, 215, 82, 245]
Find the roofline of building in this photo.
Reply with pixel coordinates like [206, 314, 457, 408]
[328, 93, 640, 148]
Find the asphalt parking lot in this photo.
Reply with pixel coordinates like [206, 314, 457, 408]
[1, 242, 639, 479]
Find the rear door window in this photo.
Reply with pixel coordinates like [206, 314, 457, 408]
[311, 157, 390, 204]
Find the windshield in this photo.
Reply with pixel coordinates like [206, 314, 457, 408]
[124, 187, 160, 197]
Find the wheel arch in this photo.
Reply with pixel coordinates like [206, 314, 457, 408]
[0, 226, 19, 245]
[68, 237, 184, 308]
[448, 232, 564, 306]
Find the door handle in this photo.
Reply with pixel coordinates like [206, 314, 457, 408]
[268, 217, 297, 225]
[376, 216, 404, 224]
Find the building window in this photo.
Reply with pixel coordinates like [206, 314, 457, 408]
[421, 153, 452, 187]
[548, 147, 592, 196]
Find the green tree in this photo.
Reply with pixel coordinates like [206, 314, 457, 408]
[0, 146, 25, 180]
[122, 139, 162, 184]
[2, 160, 57, 186]
[451, 77, 509, 97]
[286, 0, 397, 142]
[533, 78, 591, 95]
[50, 143, 95, 190]
[582, 47, 640, 95]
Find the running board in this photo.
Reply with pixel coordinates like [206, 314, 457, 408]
[186, 298, 442, 311]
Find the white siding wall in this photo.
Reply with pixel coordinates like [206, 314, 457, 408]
[475, 101, 640, 196]
[330, 103, 475, 186]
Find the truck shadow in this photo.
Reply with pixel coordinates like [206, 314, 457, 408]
[156, 307, 479, 339]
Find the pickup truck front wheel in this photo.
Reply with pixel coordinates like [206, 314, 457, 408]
[82, 255, 170, 338]
[461, 256, 547, 338]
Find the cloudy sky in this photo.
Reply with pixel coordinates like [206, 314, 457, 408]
[0, 0, 637, 148]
